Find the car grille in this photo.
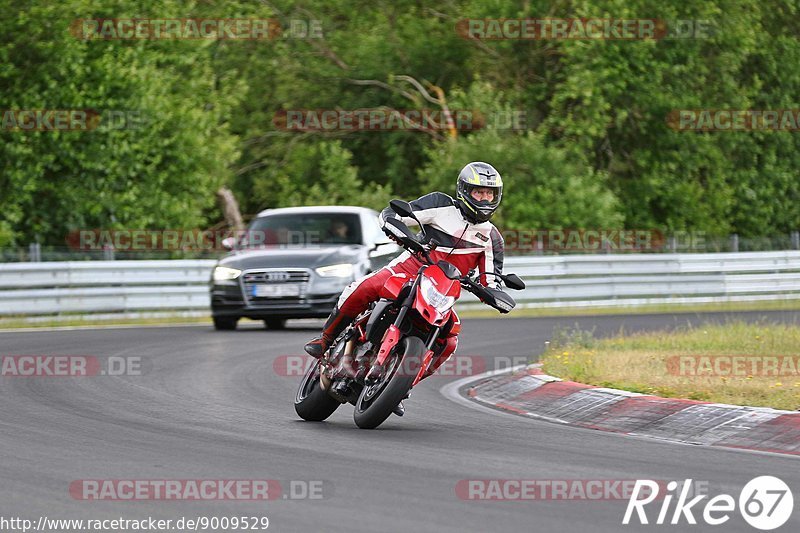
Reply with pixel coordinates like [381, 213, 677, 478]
[242, 269, 311, 303]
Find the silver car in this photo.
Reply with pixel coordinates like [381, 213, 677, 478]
[210, 206, 399, 330]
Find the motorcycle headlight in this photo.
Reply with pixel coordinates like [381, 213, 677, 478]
[213, 266, 242, 281]
[420, 276, 455, 313]
[315, 263, 354, 278]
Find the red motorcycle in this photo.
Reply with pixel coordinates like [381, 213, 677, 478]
[294, 199, 525, 429]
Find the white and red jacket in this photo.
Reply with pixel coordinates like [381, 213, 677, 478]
[379, 192, 505, 288]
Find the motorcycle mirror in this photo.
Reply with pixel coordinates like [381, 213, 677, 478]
[389, 199, 416, 219]
[389, 199, 428, 241]
[500, 273, 526, 290]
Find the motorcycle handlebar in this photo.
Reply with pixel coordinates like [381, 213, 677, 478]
[459, 275, 487, 298]
[384, 218, 515, 313]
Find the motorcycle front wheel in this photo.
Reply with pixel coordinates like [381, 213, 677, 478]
[353, 336, 424, 429]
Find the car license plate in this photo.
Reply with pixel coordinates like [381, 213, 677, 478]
[252, 283, 302, 298]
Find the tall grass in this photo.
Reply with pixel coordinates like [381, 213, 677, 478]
[541, 322, 800, 410]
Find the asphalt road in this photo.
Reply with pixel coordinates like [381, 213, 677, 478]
[1, 311, 799, 533]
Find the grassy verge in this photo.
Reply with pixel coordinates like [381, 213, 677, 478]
[0, 314, 212, 330]
[540, 322, 800, 411]
[457, 298, 800, 318]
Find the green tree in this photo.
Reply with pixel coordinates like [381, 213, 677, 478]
[0, 0, 242, 246]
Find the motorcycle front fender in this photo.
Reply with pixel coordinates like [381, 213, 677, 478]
[365, 299, 393, 342]
[374, 324, 402, 366]
[411, 349, 436, 387]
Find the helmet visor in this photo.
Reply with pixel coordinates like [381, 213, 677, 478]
[464, 184, 502, 207]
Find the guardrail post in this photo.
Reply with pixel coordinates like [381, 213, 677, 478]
[729, 233, 739, 252]
[28, 242, 41, 262]
[667, 236, 677, 252]
[103, 244, 115, 261]
[791, 231, 800, 250]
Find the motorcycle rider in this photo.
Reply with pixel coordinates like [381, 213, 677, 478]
[304, 161, 506, 412]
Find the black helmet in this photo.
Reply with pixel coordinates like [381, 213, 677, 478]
[455, 162, 503, 223]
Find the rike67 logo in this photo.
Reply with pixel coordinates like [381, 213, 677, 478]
[623, 476, 794, 530]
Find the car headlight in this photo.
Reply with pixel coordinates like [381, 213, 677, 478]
[419, 276, 455, 313]
[213, 266, 242, 281]
[315, 263, 354, 278]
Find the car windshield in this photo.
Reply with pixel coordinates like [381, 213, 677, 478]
[241, 213, 363, 248]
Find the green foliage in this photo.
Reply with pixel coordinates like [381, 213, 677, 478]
[0, 0, 242, 245]
[1, 0, 798, 248]
[252, 140, 390, 210]
[419, 129, 622, 228]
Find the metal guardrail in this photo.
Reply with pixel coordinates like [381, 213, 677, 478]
[0, 260, 216, 315]
[0, 252, 799, 316]
[487, 251, 800, 309]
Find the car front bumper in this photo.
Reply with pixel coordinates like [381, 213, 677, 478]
[210, 269, 352, 320]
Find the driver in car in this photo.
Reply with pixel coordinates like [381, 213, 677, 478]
[324, 219, 353, 244]
[304, 162, 506, 409]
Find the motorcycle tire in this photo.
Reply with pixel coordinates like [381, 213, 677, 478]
[353, 336, 424, 429]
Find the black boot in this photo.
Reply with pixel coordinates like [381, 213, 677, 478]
[304, 306, 351, 358]
[393, 392, 409, 416]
